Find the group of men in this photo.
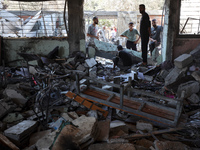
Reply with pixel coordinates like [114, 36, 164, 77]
[87, 4, 162, 71]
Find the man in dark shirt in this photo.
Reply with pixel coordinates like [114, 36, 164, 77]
[139, 4, 151, 66]
[113, 45, 133, 71]
[149, 19, 162, 55]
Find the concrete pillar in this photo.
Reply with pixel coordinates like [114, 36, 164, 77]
[68, 0, 85, 54]
[162, 0, 181, 62]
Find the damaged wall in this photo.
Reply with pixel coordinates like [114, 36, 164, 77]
[164, 0, 200, 60]
[4, 38, 70, 66]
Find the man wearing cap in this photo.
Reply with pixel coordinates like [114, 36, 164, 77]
[149, 19, 162, 55]
[120, 22, 140, 51]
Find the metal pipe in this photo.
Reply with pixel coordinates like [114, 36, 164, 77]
[120, 85, 124, 109]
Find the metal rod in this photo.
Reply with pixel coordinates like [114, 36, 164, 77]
[76, 73, 80, 94]
[120, 85, 124, 109]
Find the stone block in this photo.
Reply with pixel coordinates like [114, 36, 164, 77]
[192, 70, 200, 82]
[85, 58, 97, 68]
[4, 120, 38, 142]
[177, 81, 199, 98]
[136, 121, 153, 132]
[174, 54, 193, 69]
[165, 67, 187, 86]
[187, 93, 200, 104]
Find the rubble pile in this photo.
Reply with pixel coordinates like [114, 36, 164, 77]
[0, 46, 200, 150]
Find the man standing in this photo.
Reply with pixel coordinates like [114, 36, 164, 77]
[97, 26, 108, 42]
[87, 16, 99, 46]
[149, 19, 162, 55]
[110, 28, 116, 42]
[139, 4, 151, 66]
[121, 22, 140, 51]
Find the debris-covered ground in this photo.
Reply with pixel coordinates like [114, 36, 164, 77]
[1, 45, 200, 150]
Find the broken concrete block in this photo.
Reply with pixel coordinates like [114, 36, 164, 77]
[85, 58, 97, 68]
[154, 141, 190, 150]
[165, 67, 187, 86]
[0, 100, 16, 119]
[4, 120, 38, 144]
[192, 70, 200, 82]
[71, 101, 80, 107]
[4, 88, 27, 107]
[89, 70, 97, 78]
[29, 130, 51, 146]
[3, 113, 24, 124]
[96, 120, 110, 142]
[87, 110, 98, 119]
[110, 120, 126, 128]
[72, 115, 97, 143]
[136, 121, 153, 132]
[174, 54, 193, 69]
[144, 75, 153, 82]
[88, 46, 96, 58]
[36, 131, 57, 150]
[177, 81, 199, 98]
[29, 66, 38, 75]
[68, 111, 79, 119]
[61, 113, 73, 122]
[76, 64, 86, 72]
[187, 94, 200, 104]
[51, 125, 81, 150]
[0, 133, 20, 150]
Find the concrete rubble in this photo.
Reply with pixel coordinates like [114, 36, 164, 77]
[1, 46, 200, 150]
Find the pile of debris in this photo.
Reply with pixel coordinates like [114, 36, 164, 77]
[1, 45, 200, 150]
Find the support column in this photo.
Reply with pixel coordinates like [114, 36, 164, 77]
[68, 0, 85, 54]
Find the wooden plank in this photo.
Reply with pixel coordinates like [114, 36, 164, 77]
[66, 92, 108, 118]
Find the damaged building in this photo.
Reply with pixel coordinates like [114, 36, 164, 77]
[0, 0, 200, 150]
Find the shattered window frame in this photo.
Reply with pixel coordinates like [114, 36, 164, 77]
[179, 0, 200, 37]
[0, 0, 68, 38]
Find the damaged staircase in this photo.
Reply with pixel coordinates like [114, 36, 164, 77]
[66, 73, 184, 127]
